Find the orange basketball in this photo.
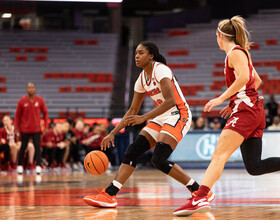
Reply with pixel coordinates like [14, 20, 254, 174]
[84, 150, 109, 175]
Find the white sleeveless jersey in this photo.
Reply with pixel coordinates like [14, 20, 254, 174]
[134, 61, 190, 118]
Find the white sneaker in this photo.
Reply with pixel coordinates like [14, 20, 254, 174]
[36, 174, 42, 183]
[77, 162, 84, 170]
[36, 166, 42, 175]
[17, 165, 23, 174]
[72, 163, 79, 170]
[17, 174, 23, 183]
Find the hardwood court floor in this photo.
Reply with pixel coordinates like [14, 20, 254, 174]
[0, 169, 279, 219]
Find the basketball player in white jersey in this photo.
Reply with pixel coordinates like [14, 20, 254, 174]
[83, 41, 214, 208]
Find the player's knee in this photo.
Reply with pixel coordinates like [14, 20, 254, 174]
[245, 164, 262, 176]
[151, 142, 174, 174]
[122, 135, 150, 168]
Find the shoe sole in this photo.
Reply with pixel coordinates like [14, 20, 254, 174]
[173, 206, 211, 216]
[83, 197, 117, 208]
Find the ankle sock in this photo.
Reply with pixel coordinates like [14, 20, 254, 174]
[186, 179, 200, 192]
[105, 180, 123, 196]
[196, 185, 210, 198]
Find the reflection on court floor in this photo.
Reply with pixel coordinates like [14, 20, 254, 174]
[0, 169, 279, 219]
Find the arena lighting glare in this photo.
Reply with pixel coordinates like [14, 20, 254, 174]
[2, 13, 12, 18]
[23, 0, 123, 2]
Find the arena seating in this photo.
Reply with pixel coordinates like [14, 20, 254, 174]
[0, 31, 118, 118]
[146, 10, 280, 117]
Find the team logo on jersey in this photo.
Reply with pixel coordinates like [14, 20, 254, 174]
[226, 117, 239, 127]
[147, 87, 161, 97]
[35, 102, 39, 107]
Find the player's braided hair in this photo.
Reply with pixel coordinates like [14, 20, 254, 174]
[140, 41, 167, 64]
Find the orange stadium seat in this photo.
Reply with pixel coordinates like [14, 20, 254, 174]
[210, 80, 226, 91]
[59, 111, 86, 118]
[75, 86, 112, 93]
[59, 86, 72, 93]
[167, 50, 189, 56]
[250, 43, 260, 50]
[214, 62, 224, 68]
[212, 71, 224, 76]
[44, 72, 114, 83]
[88, 40, 98, 45]
[266, 39, 278, 45]
[168, 63, 196, 69]
[10, 47, 21, 53]
[24, 47, 36, 53]
[180, 85, 204, 96]
[252, 61, 263, 67]
[35, 55, 47, 61]
[74, 40, 86, 45]
[15, 55, 27, 61]
[168, 30, 190, 36]
[37, 47, 49, 53]
[0, 77, 6, 83]
[0, 87, 7, 92]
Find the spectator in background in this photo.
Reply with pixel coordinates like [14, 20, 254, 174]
[23, 140, 35, 171]
[82, 124, 103, 154]
[42, 123, 66, 169]
[83, 124, 91, 137]
[210, 118, 222, 130]
[0, 116, 12, 171]
[13, 18, 23, 30]
[0, 115, 19, 170]
[267, 115, 280, 130]
[189, 119, 195, 131]
[264, 106, 272, 128]
[193, 116, 209, 130]
[71, 119, 86, 170]
[15, 82, 48, 175]
[62, 121, 75, 167]
[1, 115, 35, 172]
[265, 94, 279, 121]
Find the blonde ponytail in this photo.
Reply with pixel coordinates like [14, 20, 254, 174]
[217, 15, 252, 50]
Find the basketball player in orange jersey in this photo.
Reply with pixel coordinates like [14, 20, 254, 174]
[173, 16, 280, 216]
[83, 41, 215, 208]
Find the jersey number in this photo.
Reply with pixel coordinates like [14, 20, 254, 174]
[155, 99, 163, 107]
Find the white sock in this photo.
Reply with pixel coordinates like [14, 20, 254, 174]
[112, 180, 123, 189]
[186, 179, 195, 186]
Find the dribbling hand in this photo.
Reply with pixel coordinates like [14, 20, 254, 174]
[101, 133, 115, 151]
